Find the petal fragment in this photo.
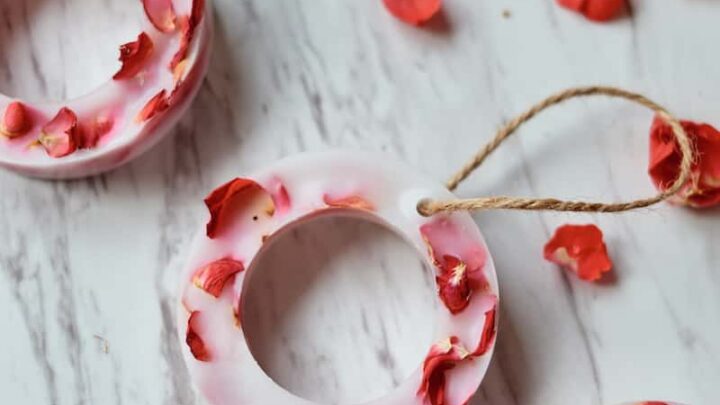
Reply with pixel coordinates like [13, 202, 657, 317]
[435, 255, 473, 314]
[170, 0, 206, 71]
[383, 0, 442, 25]
[204, 178, 266, 239]
[473, 306, 497, 356]
[323, 194, 375, 211]
[557, 0, 625, 21]
[192, 258, 245, 298]
[39, 108, 79, 158]
[186, 311, 211, 362]
[649, 116, 720, 208]
[1, 102, 32, 138]
[136, 90, 170, 122]
[143, 0, 177, 33]
[543, 224, 612, 282]
[417, 337, 469, 405]
[113, 32, 155, 80]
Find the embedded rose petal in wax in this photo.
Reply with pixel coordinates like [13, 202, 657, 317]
[544, 224, 612, 282]
[418, 337, 473, 405]
[435, 255, 473, 314]
[323, 194, 375, 211]
[193, 258, 245, 298]
[136, 90, 170, 123]
[267, 178, 291, 215]
[113, 32, 155, 80]
[143, 0, 177, 33]
[170, 0, 206, 71]
[1, 102, 32, 138]
[557, 0, 625, 22]
[186, 311, 211, 362]
[39, 108, 80, 158]
[473, 306, 497, 356]
[649, 116, 720, 208]
[383, 0, 442, 25]
[204, 178, 276, 239]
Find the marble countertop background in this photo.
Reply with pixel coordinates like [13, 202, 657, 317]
[0, 0, 718, 404]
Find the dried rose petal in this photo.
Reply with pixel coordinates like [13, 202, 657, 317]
[170, 0, 206, 71]
[186, 311, 211, 362]
[268, 179, 291, 214]
[383, 0, 442, 25]
[143, 0, 177, 33]
[435, 255, 473, 314]
[544, 224, 612, 282]
[323, 194, 375, 211]
[1, 102, 32, 138]
[204, 178, 266, 238]
[78, 116, 113, 149]
[136, 90, 170, 122]
[39, 107, 79, 158]
[193, 258, 245, 298]
[649, 116, 720, 208]
[557, 0, 625, 22]
[473, 306, 497, 356]
[113, 32, 155, 80]
[417, 337, 470, 405]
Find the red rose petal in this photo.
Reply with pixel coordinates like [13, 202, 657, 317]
[170, 0, 206, 71]
[418, 337, 470, 405]
[473, 306, 497, 356]
[383, 0, 442, 25]
[323, 194, 375, 211]
[136, 90, 170, 123]
[78, 116, 113, 149]
[113, 32, 155, 81]
[649, 116, 720, 208]
[557, 0, 625, 22]
[543, 224, 612, 282]
[193, 258, 245, 298]
[186, 311, 211, 362]
[204, 178, 271, 239]
[143, 0, 177, 33]
[39, 107, 79, 158]
[435, 255, 473, 314]
[1, 102, 32, 138]
[268, 179, 292, 215]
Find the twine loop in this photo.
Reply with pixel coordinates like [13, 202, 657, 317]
[418, 86, 694, 216]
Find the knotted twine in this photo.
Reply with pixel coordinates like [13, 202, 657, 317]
[417, 86, 694, 216]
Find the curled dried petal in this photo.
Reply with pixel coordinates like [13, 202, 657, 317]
[113, 32, 155, 80]
[170, 0, 206, 71]
[435, 255, 472, 314]
[193, 258, 245, 298]
[1, 102, 32, 138]
[383, 0, 442, 25]
[473, 306, 497, 356]
[418, 337, 470, 405]
[323, 194, 375, 211]
[649, 116, 720, 208]
[557, 0, 625, 22]
[204, 178, 267, 238]
[143, 0, 177, 33]
[544, 224, 612, 282]
[39, 108, 79, 158]
[136, 90, 170, 122]
[186, 311, 211, 362]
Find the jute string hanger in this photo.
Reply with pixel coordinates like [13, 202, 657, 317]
[417, 86, 694, 217]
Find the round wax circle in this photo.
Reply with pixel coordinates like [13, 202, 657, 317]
[177, 151, 500, 405]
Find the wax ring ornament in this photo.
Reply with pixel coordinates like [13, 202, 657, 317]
[0, 0, 212, 178]
[177, 151, 500, 405]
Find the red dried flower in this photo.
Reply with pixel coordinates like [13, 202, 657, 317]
[434, 255, 473, 314]
[557, 0, 625, 22]
[1, 102, 32, 138]
[204, 178, 266, 239]
[649, 116, 720, 208]
[473, 306, 497, 356]
[186, 311, 211, 362]
[170, 0, 206, 71]
[193, 258, 245, 298]
[323, 194, 375, 211]
[544, 224, 612, 282]
[143, 0, 177, 33]
[136, 90, 170, 122]
[418, 337, 470, 405]
[39, 108, 80, 158]
[113, 32, 155, 80]
[383, 0, 442, 25]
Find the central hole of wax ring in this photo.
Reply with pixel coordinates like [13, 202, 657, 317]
[242, 211, 437, 405]
[0, 0, 145, 101]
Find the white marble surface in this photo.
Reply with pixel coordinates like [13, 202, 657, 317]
[0, 1, 718, 404]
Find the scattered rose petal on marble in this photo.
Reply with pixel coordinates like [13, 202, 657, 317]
[649, 116, 720, 208]
[323, 194, 375, 211]
[143, 0, 177, 33]
[170, 0, 206, 71]
[136, 90, 170, 122]
[193, 258, 245, 298]
[418, 337, 470, 405]
[38, 107, 80, 158]
[382, 0, 442, 25]
[113, 32, 155, 80]
[435, 255, 473, 314]
[1, 102, 32, 138]
[473, 305, 497, 356]
[543, 224, 613, 282]
[186, 311, 211, 362]
[557, 0, 625, 22]
[204, 178, 269, 238]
